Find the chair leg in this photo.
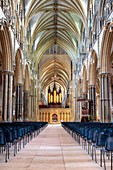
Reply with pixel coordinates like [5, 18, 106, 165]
[111, 152, 112, 170]
[92, 145, 94, 160]
[103, 151, 106, 170]
[88, 142, 89, 154]
[5, 144, 8, 162]
[8, 144, 9, 159]
[100, 149, 102, 167]
[14, 142, 17, 156]
[86, 141, 88, 152]
[82, 138, 83, 148]
[95, 147, 97, 163]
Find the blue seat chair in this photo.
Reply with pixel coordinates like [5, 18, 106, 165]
[94, 132, 109, 165]
[0, 129, 8, 162]
[102, 136, 113, 170]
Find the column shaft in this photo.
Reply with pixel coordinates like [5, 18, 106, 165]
[2, 72, 13, 121]
[89, 85, 96, 120]
[46, 112, 48, 122]
[8, 74, 13, 121]
[23, 90, 30, 121]
[61, 113, 63, 121]
[30, 95, 33, 119]
[100, 73, 111, 122]
[15, 84, 23, 121]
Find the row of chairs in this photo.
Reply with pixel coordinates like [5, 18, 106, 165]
[0, 121, 48, 162]
[62, 122, 113, 170]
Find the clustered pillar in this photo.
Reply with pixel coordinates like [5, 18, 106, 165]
[2, 71, 13, 121]
[89, 85, 96, 120]
[23, 90, 30, 121]
[100, 73, 111, 122]
[15, 83, 23, 121]
[82, 93, 87, 109]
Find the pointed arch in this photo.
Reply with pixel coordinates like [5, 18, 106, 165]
[15, 48, 23, 84]
[0, 25, 13, 71]
[89, 49, 97, 85]
[100, 23, 113, 73]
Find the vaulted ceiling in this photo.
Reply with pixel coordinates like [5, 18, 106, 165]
[24, 0, 87, 91]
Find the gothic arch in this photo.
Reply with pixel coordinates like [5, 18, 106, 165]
[100, 23, 113, 73]
[89, 49, 97, 85]
[15, 48, 23, 84]
[0, 25, 13, 121]
[0, 25, 13, 71]
[13, 49, 24, 121]
[99, 25, 113, 122]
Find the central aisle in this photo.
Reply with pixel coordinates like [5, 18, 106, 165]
[0, 125, 103, 170]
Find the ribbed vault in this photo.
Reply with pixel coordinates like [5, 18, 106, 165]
[25, 0, 86, 62]
[39, 54, 71, 90]
[24, 0, 87, 94]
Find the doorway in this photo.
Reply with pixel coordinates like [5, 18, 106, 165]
[52, 114, 58, 122]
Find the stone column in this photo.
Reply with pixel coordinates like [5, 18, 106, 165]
[74, 68, 79, 121]
[67, 113, 70, 121]
[63, 113, 65, 122]
[43, 112, 45, 122]
[2, 71, 13, 121]
[23, 90, 30, 121]
[35, 93, 37, 120]
[96, 94, 100, 120]
[41, 113, 43, 121]
[33, 87, 37, 120]
[42, 112, 44, 121]
[36, 92, 40, 121]
[82, 93, 87, 108]
[76, 78, 81, 121]
[29, 94, 33, 120]
[15, 83, 23, 121]
[42, 113, 44, 121]
[61, 113, 63, 121]
[30, 80, 37, 121]
[100, 73, 111, 122]
[40, 112, 42, 121]
[89, 85, 96, 120]
[48, 113, 50, 123]
[8, 72, 13, 122]
[45, 112, 47, 122]
[46, 112, 48, 122]
[65, 113, 67, 121]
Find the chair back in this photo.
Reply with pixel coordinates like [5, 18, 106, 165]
[96, 132, 109, 147]
[0, 130, 5, 145]
[105, 137, 113, 151]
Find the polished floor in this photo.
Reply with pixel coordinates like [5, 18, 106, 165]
[0, 125, 106, 170]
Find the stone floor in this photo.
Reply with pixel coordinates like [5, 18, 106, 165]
[0, 124, 109, 170]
